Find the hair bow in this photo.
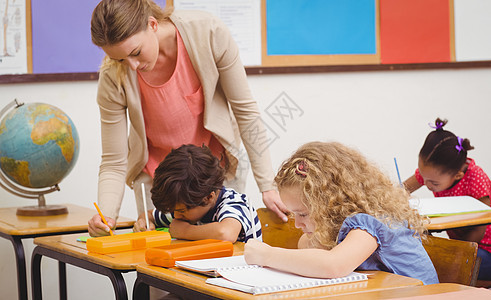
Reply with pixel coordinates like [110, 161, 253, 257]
[455, 136, 464, 153]
[429, 121, 444, 130]
[295, 161, 308, 177]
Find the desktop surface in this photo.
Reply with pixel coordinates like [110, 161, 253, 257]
[134, 242, 423, 300]
[0, 204, 134, 236]
[427, 211, 491, 231]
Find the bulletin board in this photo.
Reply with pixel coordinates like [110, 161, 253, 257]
[258, 0, 491, 73]
[0, 0, 165, 82]
[259, 0, 491, 69]
[261, 0, 380, 67]
[1, 0, 491, 83]
[30, 0, 105, 74]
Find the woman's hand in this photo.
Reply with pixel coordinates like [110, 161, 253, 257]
[88, 213, 116, 237]
[262, 190, 289, 222]
[244, 239, 272, 266]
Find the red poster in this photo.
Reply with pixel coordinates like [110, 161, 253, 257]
[380, 0, 451, 64]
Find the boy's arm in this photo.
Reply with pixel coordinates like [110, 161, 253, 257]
[133, 209, 156, 232]
[403, 175, 422, 193]
[169, 217, 242, 242]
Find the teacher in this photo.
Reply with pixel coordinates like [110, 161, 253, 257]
[88, 0, 287, 236]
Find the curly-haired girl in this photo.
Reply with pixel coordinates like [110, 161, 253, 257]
[404, 118, 491, 280]
[245, 141, 438, 285]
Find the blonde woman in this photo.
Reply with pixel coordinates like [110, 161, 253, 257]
[88, 0, 287, 236]
[245, 141, 438, 285]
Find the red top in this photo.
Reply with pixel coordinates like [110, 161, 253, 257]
[137, 30, 224, 177]
[415, 158, 491, 252]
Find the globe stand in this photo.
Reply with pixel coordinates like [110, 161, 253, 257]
[16, 194, 68, 216]
[0, 174, 68, 216]
[0, 99, 69, 217]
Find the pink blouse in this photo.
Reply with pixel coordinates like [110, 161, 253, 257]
[138, 29, 224, 177]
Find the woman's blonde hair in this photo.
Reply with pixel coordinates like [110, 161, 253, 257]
[90, 0, 174, 83]
[275, 141, 427, 249]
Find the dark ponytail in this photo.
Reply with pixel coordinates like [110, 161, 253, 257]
[419, 118, 474, 174]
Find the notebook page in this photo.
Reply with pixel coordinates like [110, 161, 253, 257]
[175, 255, 248, 272]
[217, 267, 364, 287]
[409, 196, 491, 217]
[206, 277, 254, 294]
[208, 268, 367, 295]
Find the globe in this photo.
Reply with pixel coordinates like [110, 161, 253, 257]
[0, 101, 80, 215]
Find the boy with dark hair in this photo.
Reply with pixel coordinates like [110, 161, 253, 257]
[133, 144, 261, 242]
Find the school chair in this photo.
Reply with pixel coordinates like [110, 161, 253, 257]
[422, 235, 480, 286]
[257, 208, 303, 249]
[476, 279, 491, 288]
[476, 262, 491, 288]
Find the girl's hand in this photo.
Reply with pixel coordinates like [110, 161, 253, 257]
[403, 175, 422, 193]
[244, 239, 272, 266]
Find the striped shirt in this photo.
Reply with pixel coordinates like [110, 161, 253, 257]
[153, 187, 262, 242]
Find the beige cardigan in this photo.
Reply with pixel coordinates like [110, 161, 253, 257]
[96, 10, 275, 219]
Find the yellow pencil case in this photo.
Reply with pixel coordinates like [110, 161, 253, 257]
[86, 231, 171, 254]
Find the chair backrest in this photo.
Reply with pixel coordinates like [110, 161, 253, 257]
[257, 208, 303, 249]
[422, 235, 479, 286]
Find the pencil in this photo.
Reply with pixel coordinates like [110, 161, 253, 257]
[93, 202, 114, 236]
[394, 157, 403, 187]
[141, 183, 150, 231]
[248, 198, 257, 239]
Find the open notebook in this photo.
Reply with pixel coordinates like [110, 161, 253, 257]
[409, 196, 491, 217]
[175, 255, 368, 295]
[175, 254, 247, 277]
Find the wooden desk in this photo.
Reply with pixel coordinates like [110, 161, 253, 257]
[0, 204, 134, 300]
[328, 283, 488, 299]
[31, 232, 207, 300]
[132, 249, 423, 299]
[427, 211, 491, 232]
[32, 231, 134, 300]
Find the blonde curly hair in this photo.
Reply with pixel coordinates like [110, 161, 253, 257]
[275, 141, 428, 249]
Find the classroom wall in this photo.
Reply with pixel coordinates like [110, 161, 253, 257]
[1, 67, 490, 299]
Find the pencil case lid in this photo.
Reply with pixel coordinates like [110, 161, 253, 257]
[86, 230, 171, 254]
[145, 239, 233, 268]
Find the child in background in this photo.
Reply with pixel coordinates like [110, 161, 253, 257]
[403, 118, 491, 280]
[244, 141, 438, 285]
[133, 144, 262, 243]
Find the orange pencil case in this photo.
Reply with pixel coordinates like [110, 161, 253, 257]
[86, 231, 171, 254]
[145, 239, 234, 268]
